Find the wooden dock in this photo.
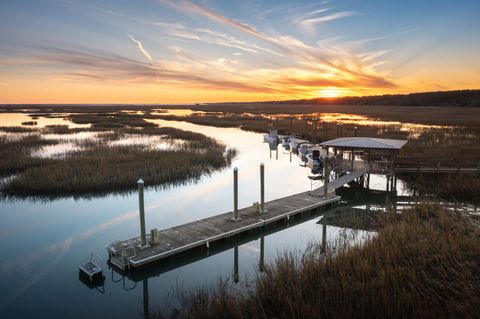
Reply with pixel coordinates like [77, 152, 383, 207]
[108, 192, 340, 271]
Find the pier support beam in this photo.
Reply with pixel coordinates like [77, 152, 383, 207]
[143, 279, 150, 319]
[234, 246, 239, 283]
[259, 237, 265, 272]
[260, 163, 265, 212]
[138, 179, 147, 247]
[233, 168, 239, 220]
[323, 157, 329, 198]
[321, 222, 327, 253]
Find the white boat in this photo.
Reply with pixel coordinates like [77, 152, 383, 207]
[289, 136, 309, 152]
[306, 148, 328, 174]
[298, 143, 314, 156]
[263, 129, 279, 143]
[263, 129, 278, 142]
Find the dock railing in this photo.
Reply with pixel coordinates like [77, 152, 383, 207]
[396, 158, 480, 173]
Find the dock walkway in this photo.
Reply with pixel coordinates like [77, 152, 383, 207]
[108, 192, 340, 271]
[310, 169, 366, 197]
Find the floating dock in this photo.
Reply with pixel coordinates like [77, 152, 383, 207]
[107, 192, 340, 271]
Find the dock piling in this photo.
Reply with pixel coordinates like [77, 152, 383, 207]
[259, 237, 265, 272]
[321, 222, 327, 253]
[260, 163, 265, 212]
[138, 179, 147, 247]
[233, 167, 239, 220]
[323, 157, 329, 198]
[234, 246, 239, 283]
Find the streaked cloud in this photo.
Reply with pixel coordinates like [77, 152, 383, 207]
[301, 11, 355, 29]
[127, 34, 153, 61]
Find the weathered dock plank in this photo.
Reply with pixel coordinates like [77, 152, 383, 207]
[108, 191, 340, 270]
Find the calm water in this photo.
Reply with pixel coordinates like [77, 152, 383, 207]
[0, 116, 409, 318]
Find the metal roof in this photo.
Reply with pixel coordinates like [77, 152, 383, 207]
[320, 137, 407, 150]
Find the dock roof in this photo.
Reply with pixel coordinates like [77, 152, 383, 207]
[320, 137, 407, 150]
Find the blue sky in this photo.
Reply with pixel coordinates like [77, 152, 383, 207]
[1, 0, 479, 103]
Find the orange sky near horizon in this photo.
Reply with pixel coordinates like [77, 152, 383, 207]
[1, 0, 479, 104]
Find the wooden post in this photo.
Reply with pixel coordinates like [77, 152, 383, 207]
[260, 163, 265, 212]
[290, 117, 294, 130]
[321, 222, 327, 253]
[143, 279, 150, 319]
[339, 124, 343, 137]
[138, 179, 147, 246]
[259, 237, 265, 272]
[354, 126, 358, 137]
[233, 168, 239, 220]
[313, 118, 317, 143]
[324, 122, 328, 140]
[323, 157, 329, 198]
[234, 246, 239, 283]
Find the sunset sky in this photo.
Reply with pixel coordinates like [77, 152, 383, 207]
[1, 0, 479, 103]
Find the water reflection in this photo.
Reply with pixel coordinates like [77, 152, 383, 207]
[0, 112, 91, 128]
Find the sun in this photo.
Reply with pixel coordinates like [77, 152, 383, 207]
[318, 87, 342, 98]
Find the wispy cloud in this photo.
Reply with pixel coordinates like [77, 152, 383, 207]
[300, 11, 355, 30]
[127, 34, 153, 61]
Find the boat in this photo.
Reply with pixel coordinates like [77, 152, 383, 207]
[263, 129, 279, 143]
[288, 135, 309, 153]
[298, 142, 314, 156]
[306, 148, 327, 174]
[281, 136, 290, 149]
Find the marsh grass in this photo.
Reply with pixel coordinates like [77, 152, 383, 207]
[0, 125, 236, 197]
[21, 121, 37, 126]
[2, 143, 235, 197]
[399, 173, 480, 203]
[69, 113, 157, 129]
[170, 204, 480, 319]
[0, 126, 36, 133]
[0, 134, 58, 176]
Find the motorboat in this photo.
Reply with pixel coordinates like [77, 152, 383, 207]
[281, 136, 290, 149]
[306, 148, 327, 174]
[263, 129, 279, 143]
[298, 142, 314, 156]
[288, 135, 309, 153]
